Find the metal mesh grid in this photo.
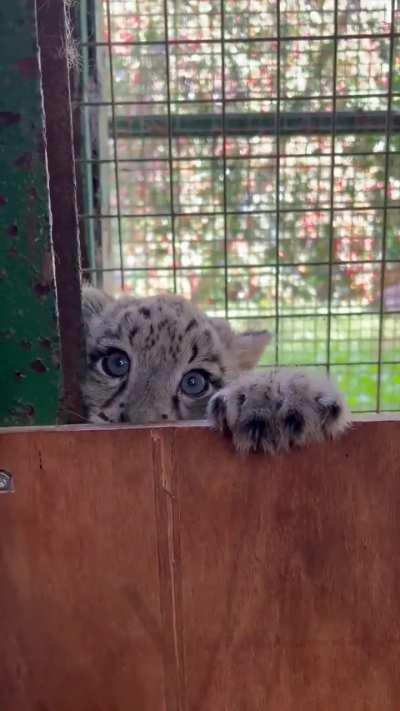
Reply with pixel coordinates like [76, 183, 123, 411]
[75, 0, 400, 412]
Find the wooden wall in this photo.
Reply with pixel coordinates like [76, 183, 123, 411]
[1, 419, 399, 710]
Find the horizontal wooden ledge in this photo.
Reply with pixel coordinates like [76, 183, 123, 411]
[0, 412, 399, 436]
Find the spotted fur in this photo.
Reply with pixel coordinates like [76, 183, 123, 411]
[82, 287, 350, 453]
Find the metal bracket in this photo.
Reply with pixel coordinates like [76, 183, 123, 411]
[0, 470, 14, 494]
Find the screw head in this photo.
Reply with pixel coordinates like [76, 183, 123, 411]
[0, 470, 14, 493]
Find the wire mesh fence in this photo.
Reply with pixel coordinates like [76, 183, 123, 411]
[73, 0, 400, 412]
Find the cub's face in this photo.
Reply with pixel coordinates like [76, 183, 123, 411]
[82, 288, 270, 425]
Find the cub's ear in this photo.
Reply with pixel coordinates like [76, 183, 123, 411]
[81, 285, 113, 328]
[210, 317, 271, 370]
[233, 330, 272, 370]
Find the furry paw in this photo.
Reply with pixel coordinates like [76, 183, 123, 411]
[207, 368, 350, 454]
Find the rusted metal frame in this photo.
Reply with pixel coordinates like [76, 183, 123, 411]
[36, 0, 84, 424]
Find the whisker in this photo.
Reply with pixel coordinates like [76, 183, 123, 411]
[61, 407, 88, 424]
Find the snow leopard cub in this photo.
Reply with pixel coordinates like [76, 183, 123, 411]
[82, 287, 350, 453]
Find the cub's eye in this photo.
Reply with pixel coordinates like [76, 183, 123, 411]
[180, 370, 210, 398]
[101, 350, 130, 378]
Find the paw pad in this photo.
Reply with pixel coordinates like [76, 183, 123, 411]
[284, 410, 305, 435]
[237, 393, 246, 408]
[326, 402, 341, 420]
[317, 397, 342, 423]
[241, 416, 270, 451]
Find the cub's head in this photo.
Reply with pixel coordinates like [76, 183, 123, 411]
[82, 287, 270, 425]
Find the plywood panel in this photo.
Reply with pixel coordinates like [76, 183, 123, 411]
[174, 421, 400, 710]
[0, 420, 400, 710]
[0, 428, 167, 711]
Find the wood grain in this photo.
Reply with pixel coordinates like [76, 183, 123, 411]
[0, 420, 399, 710]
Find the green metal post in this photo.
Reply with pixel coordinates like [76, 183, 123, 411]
[0, 0, 61, 425]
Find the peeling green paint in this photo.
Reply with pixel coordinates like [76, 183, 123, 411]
[0, 0, 61, 425]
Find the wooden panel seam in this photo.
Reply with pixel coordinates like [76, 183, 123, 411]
[152, 428, 186, 711]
